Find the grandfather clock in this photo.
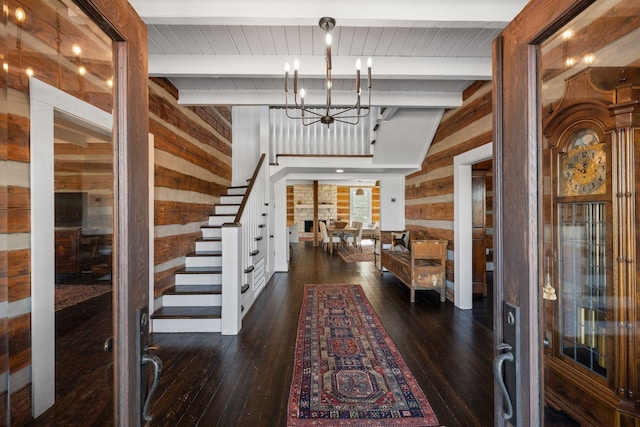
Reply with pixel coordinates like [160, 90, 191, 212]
[542, 68, 640, 425]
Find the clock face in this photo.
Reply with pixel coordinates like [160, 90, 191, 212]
[560, 129, 606, 196]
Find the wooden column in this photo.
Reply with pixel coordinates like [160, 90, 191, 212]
[313, 181, 319, 246]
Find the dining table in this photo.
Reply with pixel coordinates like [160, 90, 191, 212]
[326, 225, 359, 254]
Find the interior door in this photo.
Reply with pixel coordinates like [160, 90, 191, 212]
[66, 1, 151, 425]
[25, 0, 152, 421]
[471, 172, 487, 297]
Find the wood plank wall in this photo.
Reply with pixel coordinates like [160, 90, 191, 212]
[336, 186, 350, 221]
[372, 187, 380, 223]
[150, 78, 232, 297]
[287, 186, 294, 225]
[405, 81, 493, 300]
[2, 0, 116, 420]
[54, 140, 114, 234]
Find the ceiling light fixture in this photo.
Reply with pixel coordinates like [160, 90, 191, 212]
[284, 17, 372, 127]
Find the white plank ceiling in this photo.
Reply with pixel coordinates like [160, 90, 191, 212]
[129, 0, 528, 109]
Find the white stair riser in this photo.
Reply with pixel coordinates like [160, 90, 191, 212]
[162, 294, 221, 307]
[196, 240, 222, 252]
[152, 318, 221, 333]
[227, 188, 246, 196]
[209, 215, 235, 226]
[185, 256, 222, 268]
[215, 205, 239, 215]
[201, 228, 221, 239]
[220, 195, 243, 204]
[175, 273, 222, 285]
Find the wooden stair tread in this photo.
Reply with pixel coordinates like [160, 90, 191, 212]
[188, 251, 222, 256]
[152, 306, 222, 319]
[164, 285, 222, 295]
[176, 266, 222, 274]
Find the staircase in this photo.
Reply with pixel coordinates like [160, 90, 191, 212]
[151, 186, 248, 333]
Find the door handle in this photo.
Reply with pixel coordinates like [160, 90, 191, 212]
[141, 348, 163, 422]
[493, 344, 514, 420]
[103, 336, 113, 353]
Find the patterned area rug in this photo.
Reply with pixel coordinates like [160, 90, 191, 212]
[337, 242, 375, 263]
[288, 284, 439, 426]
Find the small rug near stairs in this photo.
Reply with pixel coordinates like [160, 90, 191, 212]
[337, 241, 375, 263]
[288, 284, 440, 426]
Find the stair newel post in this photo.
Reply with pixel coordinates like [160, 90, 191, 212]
[221, 222, 242, 334]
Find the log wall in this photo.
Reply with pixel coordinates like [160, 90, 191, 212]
[150, 77, 232, 296]
[405, 81, 493, 299]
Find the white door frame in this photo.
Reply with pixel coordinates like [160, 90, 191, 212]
[30, 78, 112, 416]
[148, 134, 155, 329]
[453, 142, 493, 310]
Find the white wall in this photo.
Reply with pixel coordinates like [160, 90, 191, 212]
[379, 175, 406, 230]
[273, 178, 289, 272]
[232, 106, 268, 186]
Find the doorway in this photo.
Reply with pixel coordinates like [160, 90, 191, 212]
[471, 160, 493, 329]
[30, 79, 113, 417]
[453, 142, 492, 310]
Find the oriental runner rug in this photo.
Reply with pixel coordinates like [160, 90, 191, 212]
[288, 284, 439, 426]
[337, 244, 375, 263]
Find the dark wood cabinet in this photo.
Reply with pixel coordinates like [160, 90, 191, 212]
[55, 228, 81, 277]
[55, 228, 109, 282]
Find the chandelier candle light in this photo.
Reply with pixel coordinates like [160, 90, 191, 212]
[284, 17, 372, 127]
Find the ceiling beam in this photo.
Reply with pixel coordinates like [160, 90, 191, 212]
[130, 0, 528, 27]
[178, 89, 462, 108]
[149, 55, 492, 81]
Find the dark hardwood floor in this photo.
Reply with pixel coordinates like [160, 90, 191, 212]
[25, 242, 579, 426]
[21, 291, 114, 426]
[147, 242, 496, 426]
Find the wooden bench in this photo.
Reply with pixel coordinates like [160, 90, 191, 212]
[379, 230, 447, 303]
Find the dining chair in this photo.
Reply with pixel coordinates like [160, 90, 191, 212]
[319, 221, 341, 252]
[354, 223, 364, 252]
[342, 221, 362, 250]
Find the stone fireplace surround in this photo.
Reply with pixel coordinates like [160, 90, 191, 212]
[294, 184, 338, 237]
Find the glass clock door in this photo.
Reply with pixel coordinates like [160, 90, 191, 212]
[557, 202, 607, 377]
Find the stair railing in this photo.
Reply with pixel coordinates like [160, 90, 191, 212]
[221, 154, 267, 334]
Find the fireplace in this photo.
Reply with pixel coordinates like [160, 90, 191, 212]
[304, 220, 327, 232]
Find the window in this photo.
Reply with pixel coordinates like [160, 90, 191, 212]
[350, 188, 371, 224]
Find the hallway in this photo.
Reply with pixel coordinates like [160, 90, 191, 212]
[146, 242, 495, 426]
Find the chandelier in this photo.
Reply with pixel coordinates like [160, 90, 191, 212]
[284, 17, 372, 127]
